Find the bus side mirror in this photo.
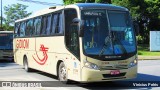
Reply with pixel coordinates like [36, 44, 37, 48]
[72, 18, 81, 23]
[133, 22, 139, 36]
[72, 18, 84, 37]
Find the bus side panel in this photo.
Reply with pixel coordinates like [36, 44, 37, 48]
[28, 37, 53, 72]
[47, 37, 66, 75]
[33, 36, 82, 81]
[13, 39, 19, 64]
[33, 36, 71, 76]
[25, 38, 36, 69]
[14, 38, 35, 66]
[13, 38, 24, 65]
[14, 36, 82, 81]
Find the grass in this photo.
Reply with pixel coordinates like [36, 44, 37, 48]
[138, 44, 160, 56]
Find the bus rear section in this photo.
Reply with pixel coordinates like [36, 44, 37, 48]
[0, 31, 13, 61]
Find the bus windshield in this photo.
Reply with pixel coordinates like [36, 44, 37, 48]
[0, 33, 13, 50]
[81, 9, 136, 56]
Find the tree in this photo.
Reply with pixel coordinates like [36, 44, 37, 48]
[0, 16, 6, 26]
[63, 0, 111, 5]
[4, 3, 32, 26]
[0, 16, 12, 31]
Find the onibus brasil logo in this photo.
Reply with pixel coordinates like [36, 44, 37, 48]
[32, 44, 49, 65]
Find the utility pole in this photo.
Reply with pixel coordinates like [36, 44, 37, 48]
[0, 0, 3, 30]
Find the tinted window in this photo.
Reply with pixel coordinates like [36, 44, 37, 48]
[46, 15, 51, 35]
[20, 22, 26, 37]
[14, 23, 20, 37]
[34, 17, 41, 35]
[41, 16, 47, 35]
[51, 12, 63, 35]
[0, 33, 13, 50]
[41, 14, 52, 35]
[51, 14, 58, 34]
[64, 9, 79, 58]
[58, 13, 63, 34]
[26, 19, 33, 36]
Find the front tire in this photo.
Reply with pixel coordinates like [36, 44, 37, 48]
[58, 62, 69, 84]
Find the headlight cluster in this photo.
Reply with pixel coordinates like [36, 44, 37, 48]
[128, 59, 137, 68]
[84, 60, 99, 70]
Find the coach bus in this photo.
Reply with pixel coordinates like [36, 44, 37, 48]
[14, 3, 138, 83]
[0, 31, 13, 61]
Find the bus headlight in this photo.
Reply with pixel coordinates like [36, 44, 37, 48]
[128, 59, 137, 68]
[84, 61, 99, 70]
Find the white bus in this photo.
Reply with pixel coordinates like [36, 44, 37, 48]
[0, 31, 13, 61]
[14, 3, 138, 83]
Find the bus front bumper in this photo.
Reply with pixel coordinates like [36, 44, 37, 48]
[81, 66, 137, 82]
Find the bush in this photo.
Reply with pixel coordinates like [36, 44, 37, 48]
[137, 35, 144, 44]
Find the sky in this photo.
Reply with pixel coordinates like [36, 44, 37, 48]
[1, 0, 63, 17]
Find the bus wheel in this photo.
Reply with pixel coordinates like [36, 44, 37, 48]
[23, 56, 31, 72]
[58, 62, 69, 84]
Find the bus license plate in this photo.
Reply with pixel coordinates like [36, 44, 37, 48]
[110, 70, 120, 75]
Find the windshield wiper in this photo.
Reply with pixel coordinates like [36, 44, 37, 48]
[99, 36, 112, 57]
[99, 31, 127, 57]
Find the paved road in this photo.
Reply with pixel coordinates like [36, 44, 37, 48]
[0, 60, 160, 90]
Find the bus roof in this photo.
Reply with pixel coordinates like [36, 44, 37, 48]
[15, 3, 128, 22]
[15, 5, 65, 22]
[0, 31, 13, 33]
[72, 3, 128, 11]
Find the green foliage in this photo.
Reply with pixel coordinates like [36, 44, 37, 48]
[0, 16, 6, 25]
[63, 0, 111, 5]
[112, 0, 142, 18]
[138, 44, 160, 56]
[136, 35, 146, 44]
[63, 0, 84, 5]
[0, 16, 13, 31]
[4, 3, 32, 26]
[2, 24, 14, 31]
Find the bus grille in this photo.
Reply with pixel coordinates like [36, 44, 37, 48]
[100, 65, 128, 70]
[3, 50, 12, 52]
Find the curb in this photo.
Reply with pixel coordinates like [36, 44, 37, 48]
[138, 56, 160, 60]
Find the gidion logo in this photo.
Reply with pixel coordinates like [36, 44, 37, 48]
[32, 44, 49, 65]
[16, 39, 29, 49]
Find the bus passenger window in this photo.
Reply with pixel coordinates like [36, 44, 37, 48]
[32, 18, 36, 36]
[20, 22, 26, 37]
[51, 12, 63, 34]
[26, 19, 33, 36]
[14, 23, 20, 37]
[34, 17, 41, 36]
[51, 14, 58, 34]
[55, 13, 60, 33]
[57, 13, 63, 34]
[46, 15, 51, 35]
[41, 16, 47, 35]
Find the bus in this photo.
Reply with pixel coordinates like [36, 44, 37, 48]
[0, 31, 13, 61]
[14, 3, 138, 83]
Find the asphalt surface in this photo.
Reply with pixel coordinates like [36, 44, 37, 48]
[0, 60, 160, 90]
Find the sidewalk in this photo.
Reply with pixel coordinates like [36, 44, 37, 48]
[138, 55, 160, 60]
